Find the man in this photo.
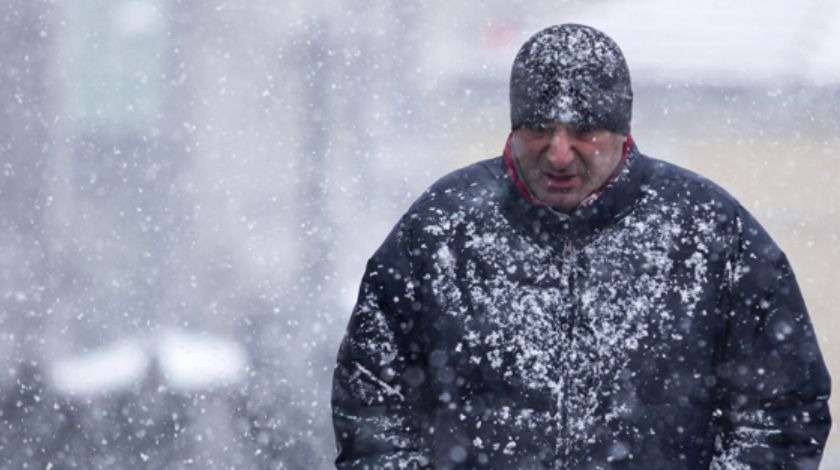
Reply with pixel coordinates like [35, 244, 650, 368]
[332, 24, 831, 469]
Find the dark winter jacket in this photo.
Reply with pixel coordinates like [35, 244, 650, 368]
[332, 142, 832, 469]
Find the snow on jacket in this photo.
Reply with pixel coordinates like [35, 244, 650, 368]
[332, 142, 832, 469]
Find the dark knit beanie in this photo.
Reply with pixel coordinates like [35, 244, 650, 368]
[510, 24, 632, 134]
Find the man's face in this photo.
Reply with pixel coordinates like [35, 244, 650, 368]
[512, 123, 626, 212]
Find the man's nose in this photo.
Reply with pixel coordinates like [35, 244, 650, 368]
[544, 127, 575, 168]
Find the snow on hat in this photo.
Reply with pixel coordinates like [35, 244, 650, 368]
[509, 24, 632, 134]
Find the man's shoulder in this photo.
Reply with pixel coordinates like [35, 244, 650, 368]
[639, 153, 784, 245]
[641, 154, 742, 212]
[407, 156, 508, 213]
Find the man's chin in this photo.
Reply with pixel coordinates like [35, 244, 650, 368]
[539, 196, 579, 213]
[536, 190, 580, 211]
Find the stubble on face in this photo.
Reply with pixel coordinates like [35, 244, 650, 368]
[511, 126, 625, 212]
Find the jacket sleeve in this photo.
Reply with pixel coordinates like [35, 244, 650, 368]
[332, 217, 432, 468]
[711, 210, 832, 469]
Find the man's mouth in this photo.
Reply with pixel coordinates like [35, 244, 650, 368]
[542, 172, 578, 190]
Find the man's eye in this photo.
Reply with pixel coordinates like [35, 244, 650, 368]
[573, 126, 601, 141]
[525, 124, 552, 134]
[576, 131, 595, 141]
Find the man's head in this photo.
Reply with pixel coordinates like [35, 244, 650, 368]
[510, 24, 632, 134]
[509, 24, 632, 212]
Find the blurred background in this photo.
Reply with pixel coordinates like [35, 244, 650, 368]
[1, 0, 838, 467]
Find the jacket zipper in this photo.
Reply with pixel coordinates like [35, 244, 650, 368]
[558, 238, 575, 464]
[562, 239, 573, 259]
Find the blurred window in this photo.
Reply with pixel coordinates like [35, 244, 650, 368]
[62, 0, 165, 134]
